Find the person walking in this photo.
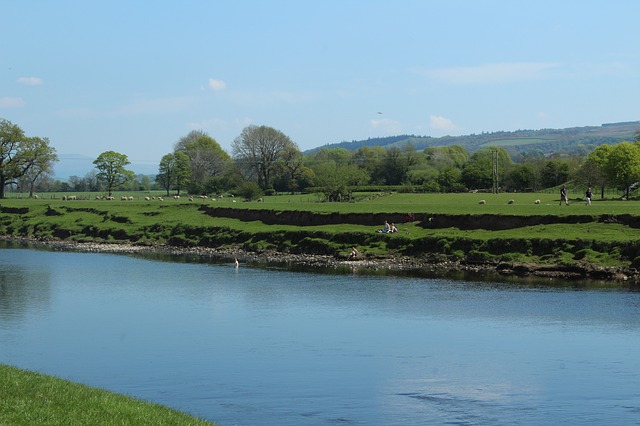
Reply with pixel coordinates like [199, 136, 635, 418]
[560, 185, 569, 206]
[585, 187, 593, 206]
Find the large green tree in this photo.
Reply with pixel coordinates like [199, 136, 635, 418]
[232, 125, 297, 190]
[276, 144, 312, 194]
[577, 144, 611, 198]
[505, 163, 537, 191]
[19, 136, 58, 197]
[175, 131, 230, 194]
[539, 159, 570, 188]
[157, 152, 191, 195]
[93, 151, 135, 196]
[0, 119, 57, 199]
[603, 141, 640, 199]
[312, 160, 369, 202]
[461, 147, 512, 191]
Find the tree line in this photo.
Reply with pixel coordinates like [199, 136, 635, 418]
[2, 117, 640, 200]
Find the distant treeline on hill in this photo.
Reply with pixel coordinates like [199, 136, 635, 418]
[305, 121, 640, 159]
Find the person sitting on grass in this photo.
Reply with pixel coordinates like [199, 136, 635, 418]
[377, 220, 391, 233]
[348, 246, 359, 260]
[390, 223, 398, 233]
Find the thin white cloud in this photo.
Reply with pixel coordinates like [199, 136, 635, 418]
[537, 111, 550, 120]
[235, 117, 253, 127]
[208, 78, 226, 91]
[17, 76, 43, 86]
[429, 115, 456, 132]
[370, 118, 402, 134]
[0, 97, 25, 108]
[424, 62, 559, 85]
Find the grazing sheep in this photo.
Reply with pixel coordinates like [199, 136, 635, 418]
[478, 200, 486, 205]
[158, 197, 164, 201]
[534, 199, 541, 204]
[105, 196, 115, 200]
[232, 199, 237, 203]
[507, 199, 514, 204]
[144, 196, 150, 201]
[67, 195, 77, 200]
[189, 196, 194, 202]
[174, 195, 180, 200]
[128, 196, 134, 201]
[33, 195, 39, 199]
[257, 198, 263, 202]
[121, 196, 128, 201]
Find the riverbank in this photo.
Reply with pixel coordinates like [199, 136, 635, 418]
[0, 364, 214, 425]
[2, 235, 637, 285]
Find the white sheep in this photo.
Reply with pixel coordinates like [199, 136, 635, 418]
[128, 196, 134, 201]
[478, 200, 486, 204]
[144, 196, 150, 201]
[534, 199, 541, 204]
[174, 195, 180, 200]
[507, 199, 514, 204]
[121, 196, 128, 201]
[158, 197, 164, 201]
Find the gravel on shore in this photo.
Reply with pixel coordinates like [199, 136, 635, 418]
[2, 236, 637, 284]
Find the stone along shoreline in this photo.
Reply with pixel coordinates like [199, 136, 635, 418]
[2, 236, 637, 285]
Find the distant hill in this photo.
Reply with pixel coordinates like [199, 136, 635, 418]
[305, 121, 640, 158]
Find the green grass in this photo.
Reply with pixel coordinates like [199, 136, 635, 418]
[3, 192, 640, 269]
[478, 136, 556, 147]
[0, 364, 214, 425]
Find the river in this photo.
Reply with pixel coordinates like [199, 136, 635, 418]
[1, 245, 639, 425]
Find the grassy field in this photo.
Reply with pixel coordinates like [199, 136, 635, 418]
[7, 190, 635, 214]
[478, 136, 557, 147]
[0, 364, 214, 425]
[2, 192, 640, 268]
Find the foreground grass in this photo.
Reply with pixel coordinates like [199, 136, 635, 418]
[0, 364, 214, 425]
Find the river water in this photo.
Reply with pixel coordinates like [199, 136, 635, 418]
[1, 245, 639, 425]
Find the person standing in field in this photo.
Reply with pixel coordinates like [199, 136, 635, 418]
[585, 187, 593, 206]
[560, 185, 569, 206]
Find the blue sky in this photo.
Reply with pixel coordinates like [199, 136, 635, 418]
[2, 0, 639, 176]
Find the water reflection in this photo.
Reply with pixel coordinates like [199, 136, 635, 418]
[1, 246, 639, 425]
[0, 256, 51, 326]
